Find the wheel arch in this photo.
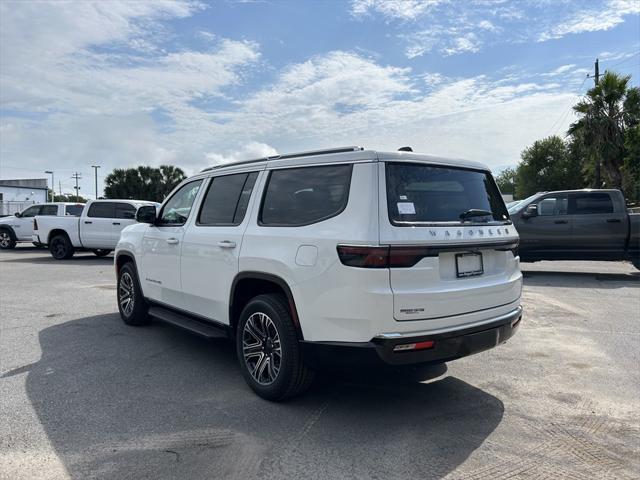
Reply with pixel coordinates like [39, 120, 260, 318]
[229, 272, 304, 340]
[47, 228, 71, 245]
[0, 225, 16, 239]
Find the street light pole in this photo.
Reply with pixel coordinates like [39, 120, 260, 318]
[91, 165, 101, 199]
[44, 171, 54, 201]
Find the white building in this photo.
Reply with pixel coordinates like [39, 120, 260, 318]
[0, 179, 49, 215]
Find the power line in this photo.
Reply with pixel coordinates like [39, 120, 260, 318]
[546, 74, 589, 138]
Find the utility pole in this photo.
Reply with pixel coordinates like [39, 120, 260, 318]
[587, 58, 602, 187]
[59, 180, 62, 196]
[91, 165, 101, 199]
[44, 171, 54, 201]
[71, 172, 82, 202]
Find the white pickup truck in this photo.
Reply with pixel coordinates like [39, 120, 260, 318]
[0, 202, 85, 249]
[33, 199, 158, 259]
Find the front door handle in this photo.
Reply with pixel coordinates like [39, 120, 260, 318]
[606, 218, 621, 223]
[166, 237, 179, 245]
[112, 222, 121, 225]
[554, 220, 568, 224]
[84, 221, 93, 224]
[218, 240, 236, 249]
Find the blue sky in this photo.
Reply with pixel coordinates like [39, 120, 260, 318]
[0, 0, 638, 197]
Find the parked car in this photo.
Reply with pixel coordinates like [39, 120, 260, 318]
[0, 202, 84, 250]
[115, 146, 523, 401]
[508, 189, 640, 269]
[33, 199, 158, 259]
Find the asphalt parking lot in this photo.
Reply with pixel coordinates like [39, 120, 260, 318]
[1, 246, 639, 480]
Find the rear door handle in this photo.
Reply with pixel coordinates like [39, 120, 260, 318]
[84, 221, 93, 224]
[166, 237, 179, 245]
[218, 240, 236, 249]
[606, 218, 621, 223]
[554, 220, 568, 224]
[112, 222, 121, 225]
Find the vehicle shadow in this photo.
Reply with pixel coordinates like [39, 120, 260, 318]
[0, 254, 113, 265]
[21, 314, 505, 480]
[523, 270, 639, 288]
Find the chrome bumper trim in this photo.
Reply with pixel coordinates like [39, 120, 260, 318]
[375, 305, 523, 340]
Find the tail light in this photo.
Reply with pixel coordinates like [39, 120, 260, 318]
[337, 245, 432, 268]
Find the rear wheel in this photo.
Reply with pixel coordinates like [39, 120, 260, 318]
[0, 230, 16, 249]
[236, 294, 314, 401]
[49, 234, 74, 259]
[117, 263, 149, 326]
[92, 249, 111, 257]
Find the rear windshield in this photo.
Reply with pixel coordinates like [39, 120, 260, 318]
[65, 205, 84, 216]
[385, 162, 510, 225]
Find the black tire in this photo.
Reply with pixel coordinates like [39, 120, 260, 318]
[236, 294, 314, 401]
[0, 229, 16, 250]
[117, 262, 149, 326]
[92, 249, 111, 257]
[49, 234, 74, 259]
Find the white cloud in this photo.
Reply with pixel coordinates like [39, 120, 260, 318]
[541, 64, 577, 77]
[205, 142, 278, 165]
[350, 0, 444, 21]
[538, 0, 640, 41]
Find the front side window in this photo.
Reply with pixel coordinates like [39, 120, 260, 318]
[198, 172, 258, 226]
[569, 193, 614, 215]
[40, 205, 59, 216]
[87, 202, 115, 218]
[158, 180, 203, 225]
[386, 162, 509, 225]
[260, 164, 352, 226]
[115, 203, 136, 219]
[536, 196, 568, 216]
[20, 206, 40, 217]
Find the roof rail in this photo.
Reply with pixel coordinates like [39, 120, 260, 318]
[201, 146, 364, 172]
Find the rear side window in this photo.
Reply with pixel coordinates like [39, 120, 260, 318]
[87, 202, 115, 218]
[40, 205, 59, 215]
[115, 203, 136, 219]
[569, 193, 614, 214]
[260, 164, 353, 226]
[65, 205, 84, 216]
[385, 163, 509, 225]
[198, 172, 258, 226]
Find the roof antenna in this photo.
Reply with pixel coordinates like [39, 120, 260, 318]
[398, 146, 413, 152]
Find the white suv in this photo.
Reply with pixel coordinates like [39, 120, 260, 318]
[115, 146, 523, 400]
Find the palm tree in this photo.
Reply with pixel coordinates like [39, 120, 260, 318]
[569, 71, 639, 188]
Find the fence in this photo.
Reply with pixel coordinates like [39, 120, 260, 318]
[0, 201, 37, 217]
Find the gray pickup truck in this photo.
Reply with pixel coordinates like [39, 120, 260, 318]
[508, 189, 640, 270]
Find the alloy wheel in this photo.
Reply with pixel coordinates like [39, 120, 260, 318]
[119, 272, 135, 317]
[242, 312, 282, 385]
[0, 232, 10, 248]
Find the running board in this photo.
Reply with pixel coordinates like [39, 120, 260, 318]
[148, 306, 228, 339]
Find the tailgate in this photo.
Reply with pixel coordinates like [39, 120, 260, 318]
[379, 161, 521, 321]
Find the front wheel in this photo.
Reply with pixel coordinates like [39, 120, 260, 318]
[117, 263, 149, 326]
[0, 230, 16, 249]
[236, 294, 314, 401]
[49, 234, 74, 259]
[92, 249, 111, 257]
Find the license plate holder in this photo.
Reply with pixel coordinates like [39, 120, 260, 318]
[456, 252, 483, 278]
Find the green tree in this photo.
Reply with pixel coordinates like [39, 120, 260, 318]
[622, 125, 640, 204]
[569, 71, 640, 188]
[495, 167, 517, 195]
[103, 165, 186, 202]
[47, 190, 88, 203]
[515, 136, 584, 198]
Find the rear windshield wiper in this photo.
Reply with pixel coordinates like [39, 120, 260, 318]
[459, 209, 493, 221]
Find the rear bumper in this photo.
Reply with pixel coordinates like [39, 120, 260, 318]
[301, 306, 522, 369]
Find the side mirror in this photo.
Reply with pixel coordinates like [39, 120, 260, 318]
[522, 204, 538, 218]
[14, 212, 21, 218]
[136, 205, 157, 224]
